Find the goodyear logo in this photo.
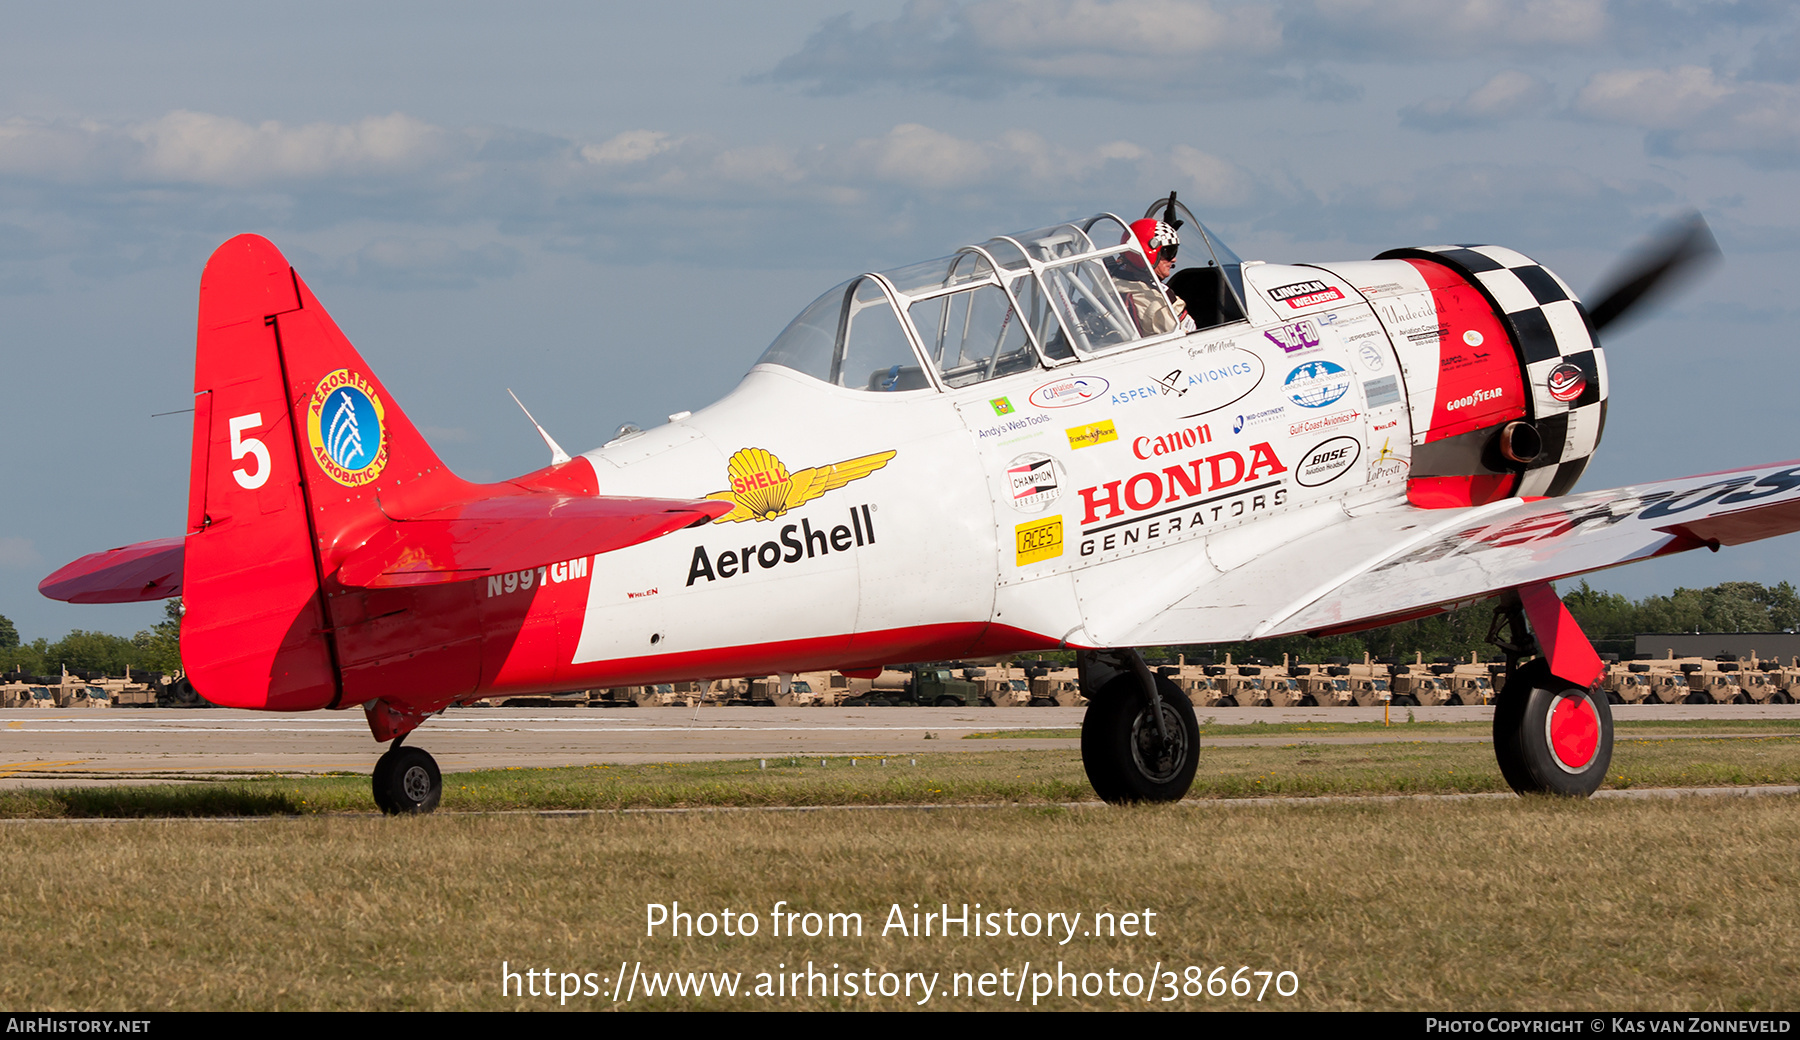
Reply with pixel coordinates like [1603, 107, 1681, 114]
[306, 369, 388, 487]
[1015, 515, 1063, 566]
[706, 447, 896, 523]
[1065, 420, 1117, 450]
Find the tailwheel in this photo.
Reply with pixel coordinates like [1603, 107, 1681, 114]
[372, 745, 443, 815]
[1081, 674, 1199, 804]
[1492, 662, 1612, 797]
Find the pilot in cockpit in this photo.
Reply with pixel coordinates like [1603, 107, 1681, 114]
[1108, 219, 1198, 338]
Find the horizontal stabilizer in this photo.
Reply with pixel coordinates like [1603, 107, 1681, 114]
[336, 494, 733, 588]
[39, 538, 184, 604]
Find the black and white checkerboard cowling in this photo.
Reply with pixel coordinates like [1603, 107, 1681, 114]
[1376, 244, 1608, 498]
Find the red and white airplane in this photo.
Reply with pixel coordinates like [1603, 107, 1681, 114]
[41, 195, 1798, 813]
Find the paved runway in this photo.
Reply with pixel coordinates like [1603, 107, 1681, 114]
[2, 704, 1796, 786]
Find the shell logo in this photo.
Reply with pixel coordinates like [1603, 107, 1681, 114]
[705, 446, 897, 523]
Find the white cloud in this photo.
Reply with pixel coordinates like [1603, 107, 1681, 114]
[766, 0, 1771, 97]
[0, 536, 42, 569]
[1402, 70, 1555, 131]
[1574, 65, 1800, 163]
[580, 130, 677, 166]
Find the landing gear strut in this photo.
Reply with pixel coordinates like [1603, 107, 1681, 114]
[1486, 587, 1613, 797]
[1079, 649, 1200, 803]
[372, 743, 443, 815]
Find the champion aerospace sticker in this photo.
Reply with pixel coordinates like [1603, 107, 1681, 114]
[306, 368, 389, 487]
[1005, 452, 1063, 513]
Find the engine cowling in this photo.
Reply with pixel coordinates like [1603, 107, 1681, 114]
[1316, 245, 1606, 507]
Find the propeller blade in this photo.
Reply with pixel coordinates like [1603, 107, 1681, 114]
[1586, 211, 1720, 334]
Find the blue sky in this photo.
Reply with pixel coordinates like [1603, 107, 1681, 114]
[5, 0, 1799, 640]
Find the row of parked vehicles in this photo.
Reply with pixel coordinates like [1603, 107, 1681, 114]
[9, 652, 1797, 709]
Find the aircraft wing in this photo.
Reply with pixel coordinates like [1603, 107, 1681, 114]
[37, 537, 185, 603]
[334, 493, 733, 588]
[1093, 460, 1800, 647]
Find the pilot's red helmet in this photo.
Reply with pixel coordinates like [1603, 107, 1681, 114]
[1129, 218, 1180, 265]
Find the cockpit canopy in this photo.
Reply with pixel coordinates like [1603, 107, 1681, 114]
[757, 207, 1246, 393]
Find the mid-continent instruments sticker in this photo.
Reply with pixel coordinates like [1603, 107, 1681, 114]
[306, 368, 389, 487]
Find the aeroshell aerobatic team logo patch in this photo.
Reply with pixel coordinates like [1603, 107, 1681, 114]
[705, 446, 897, 523]
[306, 369, 389, 487]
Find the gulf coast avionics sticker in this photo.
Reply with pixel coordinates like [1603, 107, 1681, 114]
[306, 368, 389, 487]
[1015, 515, 1063, 566]
[1005, 452, 1062, 513]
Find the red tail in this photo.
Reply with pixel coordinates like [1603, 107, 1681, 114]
[181, 235, 466, 710]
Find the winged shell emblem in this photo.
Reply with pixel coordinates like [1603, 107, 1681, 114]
[705, 447, 897, 523]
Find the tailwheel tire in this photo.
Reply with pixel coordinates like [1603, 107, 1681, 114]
[373, 746, 442, 815]
[1081, 674, 1199, 804]
[1492, 662, 1612, 797]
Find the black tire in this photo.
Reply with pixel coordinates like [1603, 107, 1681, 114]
[1492, 662, 1612, 797]
[373, 746, 442, 815]
[935, 696, 963, 707]
[1081, 674, 1199, 804]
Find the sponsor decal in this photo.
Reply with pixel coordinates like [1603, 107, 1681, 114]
[989, 396, 1015, 416]
[1295, 436, 1361, 488]
[1065, 420, 1117, 450]
[705, 447, 896, 523]
[1463, 329, 1484, 347]
[306, 369, 389, 487]
[1357, 282, 1408, 297]
[1357, 342, 1386, 369]
[1078, 441, 1287, 527]
[1267, 280, 1345, 309]
[1284, 360, 1352, 409]
[972, 412, 1054, 442]
[1015, 516, 1063, 566]
[1446, 386, 1503, 411]
[1005, 452, 1063, 513]
[1132, 422, 1212, 461]
[1363, 375, 1401, 408]
[626, 587, 658, 599]
[1232, 407, 1285, 434]
[687, 505, 877, 586]
[1370, 438, 1409, 480]
[1029, 375, 1109, 409]
[1547, 362, 1587, 402]
[1264, 318, 1321, 354]
[486, 556, 590, 598]
[1289, 410, 1360, 438]
[1373, 419, 1400, 432]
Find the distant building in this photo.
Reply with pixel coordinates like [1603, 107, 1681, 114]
[1635, 632, 1800, 662]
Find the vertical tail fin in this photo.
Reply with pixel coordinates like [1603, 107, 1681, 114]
[181, 235, 465, 709]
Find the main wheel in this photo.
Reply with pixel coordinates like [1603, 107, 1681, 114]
[1081, 674, 1199, 804]
[373, 746, 442, 815]
[1492, 662, 1612, 797]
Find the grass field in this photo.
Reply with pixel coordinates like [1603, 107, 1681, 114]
[2, 796, 1796, 1011]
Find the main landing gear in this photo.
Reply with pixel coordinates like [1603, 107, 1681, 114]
[372, 742, 443, 815]
[1486, 589, 1613, 797]
[1079, 649, 1200, 804]
[364, 699, 444, 815]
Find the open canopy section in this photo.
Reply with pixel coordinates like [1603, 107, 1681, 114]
[755, 210, 1234, 392]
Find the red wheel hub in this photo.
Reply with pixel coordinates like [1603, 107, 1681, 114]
[1547, 694, 1600, 771]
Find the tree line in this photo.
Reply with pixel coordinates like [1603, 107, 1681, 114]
[4, 580, 1797, 679]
